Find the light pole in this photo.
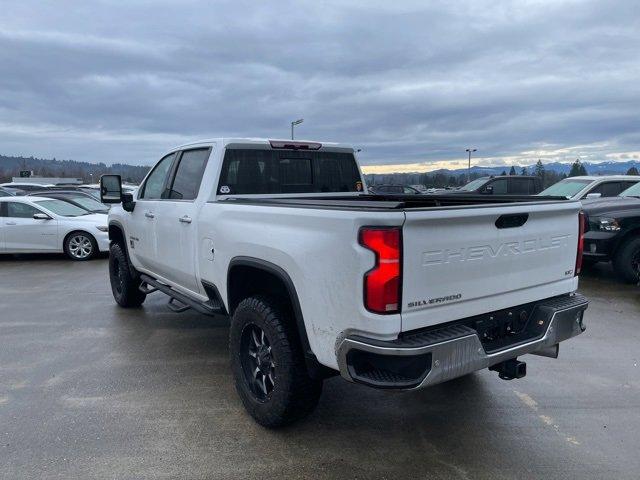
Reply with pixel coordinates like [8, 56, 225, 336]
[466, 148, 477, 183]
[291, 118, 304, 140]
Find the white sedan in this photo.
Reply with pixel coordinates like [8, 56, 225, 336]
[0, 196, 109, 260]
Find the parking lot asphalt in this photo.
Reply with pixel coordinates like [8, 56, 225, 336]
[1, 255, 639, 480]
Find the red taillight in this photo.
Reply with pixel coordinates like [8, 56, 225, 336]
[575, 211, 585, 275]
[359, 227, 402, 314]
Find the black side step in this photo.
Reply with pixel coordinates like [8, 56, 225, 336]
[139, 274, 223, 316]
[167, 297, 191, 313]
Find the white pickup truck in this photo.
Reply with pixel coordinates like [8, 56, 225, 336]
[101, 138, 588, 427]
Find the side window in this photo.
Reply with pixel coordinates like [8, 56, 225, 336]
[168, 149, 211, 200]
[509, 178, 529, 194]
[7, 202, 40, 218]
[621, 181, 638, 193]
[590, 182, 621, 197]
[140, 153, 176, 200]
[489, 178, 508, 194]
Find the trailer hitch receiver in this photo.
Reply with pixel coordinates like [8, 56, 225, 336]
[489, 358, 527, 380]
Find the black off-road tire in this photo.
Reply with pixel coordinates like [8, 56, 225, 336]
[613, 237, 640, 284]
[229, 295, 322, 428]
[109, 242, 146, 307]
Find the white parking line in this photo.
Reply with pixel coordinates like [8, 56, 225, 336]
[514, 390, 581, 446]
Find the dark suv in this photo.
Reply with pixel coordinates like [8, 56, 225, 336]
[452, 176, 543, 195]
[582, 182, 640, 283]
[369, 185, 421, 194]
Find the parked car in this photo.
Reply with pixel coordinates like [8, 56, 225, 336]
[409, 184, 428, 193]
[27, 190, 110, 214]
[0, 186, 20, 197]
[0, 182, 55, 192]
[0, 196, 108, 260]
[538, 175, 640, 200]
[450, 175, 543, 195]
[582, 182, 640, 282]
[79, 183, 137, 200]
[100, 138, 588, 427]
[369, 184, 421, 194]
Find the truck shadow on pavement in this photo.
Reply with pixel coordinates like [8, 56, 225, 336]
[105, 294, 599, 479]
[0, 252, 109, 262]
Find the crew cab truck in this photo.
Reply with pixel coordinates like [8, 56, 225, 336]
[101, 138, 588, 427]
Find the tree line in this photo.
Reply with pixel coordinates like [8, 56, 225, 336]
[366, 158, 640, 189]
[0, 154, 150, 184]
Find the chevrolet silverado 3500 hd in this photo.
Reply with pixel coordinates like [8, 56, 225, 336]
[101, 139, 588, 427]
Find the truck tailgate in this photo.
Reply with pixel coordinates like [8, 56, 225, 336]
[401, 201, 581, 332]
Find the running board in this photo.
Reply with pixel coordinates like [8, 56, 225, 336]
[139, 274, 223, 316]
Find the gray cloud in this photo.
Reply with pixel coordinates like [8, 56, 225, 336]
[0, 0, 639, 168]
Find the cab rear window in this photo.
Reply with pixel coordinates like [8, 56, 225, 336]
[218, 149, 361, 194]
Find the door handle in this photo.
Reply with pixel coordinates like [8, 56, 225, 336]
[179, 216, 192, 224]
[145, 212, 155, 219]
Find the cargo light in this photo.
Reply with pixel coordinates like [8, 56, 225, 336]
[575, 211, 585, 275]
[269, 140, 321, 150]
[359, 227, 402, 314]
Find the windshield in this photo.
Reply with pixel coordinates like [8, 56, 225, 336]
[459, 177, 489, 191]
[68, 195, 108, 211]
[620, 182, 640, 197]
[34, 199, 89, 216]
[538, 179, 591, 197]
[79, 188, 101, 199]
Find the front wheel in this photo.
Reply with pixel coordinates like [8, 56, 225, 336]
[229, 295, 322, 427]
[64, 231, 97, 261]
[109, 242, 146, 307]
[613, 237, 640, 284]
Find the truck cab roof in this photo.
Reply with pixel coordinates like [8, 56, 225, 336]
[173, 138, 354, 152]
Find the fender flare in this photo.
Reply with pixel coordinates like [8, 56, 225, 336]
[227, 256, 327, 377]
[108, 220, 136, 276]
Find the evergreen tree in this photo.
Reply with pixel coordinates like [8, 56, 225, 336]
[626, 167, 639, 176]
[520, 167, 528, 175]
[509, 166, 517, 175]
[501, 170, 507, 176]
[534, 159, 545, 179]
[568, 158, 587, 177]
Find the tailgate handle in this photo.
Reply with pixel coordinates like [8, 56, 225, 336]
[495, 213, 529, 229]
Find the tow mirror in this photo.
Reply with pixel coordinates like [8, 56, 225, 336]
[33, 213, 51, 220]
[101, 175, 123, 204]
[586, 193, 602, 199]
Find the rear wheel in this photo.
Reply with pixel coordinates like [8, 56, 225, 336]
[109, 242, 146, 307]
[613, 237, 640, 284]
[229, 295, 322, 427]
[64, 232, 97, 261]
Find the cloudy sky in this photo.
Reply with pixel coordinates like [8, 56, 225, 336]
[1, 0, 639, 172]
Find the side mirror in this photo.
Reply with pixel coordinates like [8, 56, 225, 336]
[586, 193, 602, 199]
[33, 213, 51, 220]
[101, 175, 123, 203]
[483, 185, 494, 194]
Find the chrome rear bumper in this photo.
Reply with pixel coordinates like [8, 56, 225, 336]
[336, 294, 588, 389]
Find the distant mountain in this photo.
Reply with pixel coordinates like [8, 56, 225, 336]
[364, 159, 640, 189]
[426, 160, 640, 177]
[0, 154, 150, 184]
